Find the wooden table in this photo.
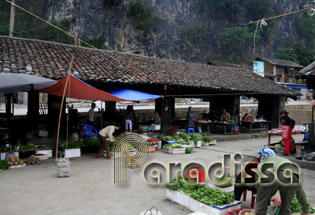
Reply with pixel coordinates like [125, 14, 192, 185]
[214, 121, 234, 135]
[242, 120, 271, 134]
[267, 128, 304, 150]
[195, 120, 212, 135]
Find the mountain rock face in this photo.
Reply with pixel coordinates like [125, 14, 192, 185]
[6, 0, 307, 64]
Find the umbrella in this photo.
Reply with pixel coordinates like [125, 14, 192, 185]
[0, 73, 57, 94]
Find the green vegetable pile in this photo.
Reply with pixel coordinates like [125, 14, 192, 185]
[0, 160, 9, 170]
[290, 197, 315, 213]
[185, 147, 194, 152]
[22, 144, 36, 151]
[166, 176, 235, 207]
[85, 137, 100, 147]
[162, 133, 214, 145]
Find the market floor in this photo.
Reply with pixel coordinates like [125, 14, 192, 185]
[0, 136, 314, 215]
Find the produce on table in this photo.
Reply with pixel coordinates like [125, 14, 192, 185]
[290, 196, 315, 213]
[185, 147, 194, 153]
[166, 176, 235, 207]
[0, 160, 9, 170]
[202, 136, 214, 143]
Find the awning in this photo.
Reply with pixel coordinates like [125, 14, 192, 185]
[39, 75, 126, 101]
[0, 73, 57, 94]
[107, 89, 162, 101]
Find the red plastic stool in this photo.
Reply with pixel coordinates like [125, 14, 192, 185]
[243, 189, 257, 208]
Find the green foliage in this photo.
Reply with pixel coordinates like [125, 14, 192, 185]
[185, 147, 194, 152]
[103, 0, 123, 7]
[217, 27, 258, 62]
[0, 160, 9, 170]
[202, 136, 213, 143]
[126, 0, 154, 30]
[22, 144, 36, 151]
[62, 139, 85, 149]
[276, 42, 315, 66]
[0, 3, 10, 35]
[183, 21, 205, 43]
[85, 32, 106, 49]
[290, 196, 315, 213]
[0, 146, 8, 152]
[85, 137, 100, 147]
[166, 176, 235, 207]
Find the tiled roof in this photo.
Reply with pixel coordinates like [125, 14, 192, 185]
[299, 61, 315, 77]
[256, 57, 303, 68]
[208, 60, 251, 70]
[0, 36, 297, 96]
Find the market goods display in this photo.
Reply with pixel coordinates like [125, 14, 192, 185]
[166, 176, 235, 207]
[7, 156, 24, 165]
[25, 156, 42, 165]
[290, 197, 315, 213]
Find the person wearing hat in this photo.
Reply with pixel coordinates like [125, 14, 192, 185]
[280, 110, 295, 156]
[255, 146, 310, 215]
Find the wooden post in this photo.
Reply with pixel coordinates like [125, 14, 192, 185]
[9, 0, 15, 37]
[55, 55, 74, 163]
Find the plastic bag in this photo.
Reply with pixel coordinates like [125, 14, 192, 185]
[304, 152, 315, 161]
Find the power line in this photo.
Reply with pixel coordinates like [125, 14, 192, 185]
[122, 5, 315, 53]
[5, 0, 97, 49]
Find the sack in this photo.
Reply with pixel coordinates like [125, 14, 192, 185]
[304, 152, 315, 161]
[57, 154, 71, 177]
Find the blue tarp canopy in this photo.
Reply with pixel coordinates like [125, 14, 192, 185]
[107, 89, 162, 101]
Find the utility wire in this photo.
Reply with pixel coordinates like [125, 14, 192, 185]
[5, 0, 97, 49]
[122, 5, 315, 52]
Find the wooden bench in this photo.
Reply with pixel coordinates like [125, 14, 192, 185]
[293, 141, 308, 159]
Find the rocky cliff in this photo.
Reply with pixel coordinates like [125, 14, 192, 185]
[1, 0, 313, 65]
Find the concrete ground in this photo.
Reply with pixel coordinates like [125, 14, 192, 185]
[0, 136, 314, 215]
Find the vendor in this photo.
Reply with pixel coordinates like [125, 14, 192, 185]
[187, 106, 196, 130]
[97, 124, 120, 159]
[242, 113, 250, 121]
[280, 110, 295, 156]
[88, 103, 96, 125]
[221, 109, 230, 122]
[255, 146, 310, 215]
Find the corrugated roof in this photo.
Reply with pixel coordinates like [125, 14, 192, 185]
[256, 56, 304, 68]
[299, 61, 315, 77]
[0, 36, 297, 97]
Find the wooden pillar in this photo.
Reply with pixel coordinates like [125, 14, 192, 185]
[27, 91, 39, 119]
[5, 94, 12, 120]
[160, 97, 175, 134]
[105, 101, 116, 113]
[232, 96, 240, 125]
[257, 95, 285, 129]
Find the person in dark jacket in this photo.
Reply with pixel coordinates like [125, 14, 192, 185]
[280, 110, 295, 156]
[125, 105, 134, 132]
[187, 106, 196, 130]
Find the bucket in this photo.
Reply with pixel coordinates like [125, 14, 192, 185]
[57, 154, 70, 177]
